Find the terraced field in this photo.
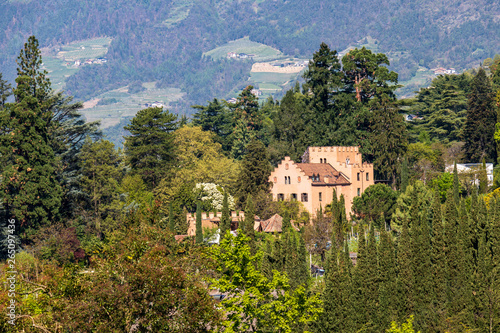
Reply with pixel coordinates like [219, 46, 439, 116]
[203, 37, 283, 61]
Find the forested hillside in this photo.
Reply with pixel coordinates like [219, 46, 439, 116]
[0, 0, 499, 112]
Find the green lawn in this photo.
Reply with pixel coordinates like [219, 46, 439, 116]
[204, 37, 283, 61]
[160, 0, 193, 28]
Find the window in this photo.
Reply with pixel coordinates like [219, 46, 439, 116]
[366, 173, 369, 181]
[320, 158, 323, 163]
[357, 188, 360, 196]
[273, 177, 277, 183]
[324, 158, 327, 164]
[301, 193, 308, 202]
[284, 176, 288, 184]
[291, 193, 297, 200]
[288, 176, 291, 184]
[357, 173, 360, 181]
[277, 193, 284, 201]
[319, 192, 322, 201]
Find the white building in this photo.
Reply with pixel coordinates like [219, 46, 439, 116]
[445, 163, 494, 186]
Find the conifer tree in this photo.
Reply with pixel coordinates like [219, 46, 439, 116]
[453, 161, 460, 204]
[0, 36, 62, 234]
[220, 190, 231, 239]
[235, 138, 271, 207]
[124, 107, 178, 188]
[430, 192, 447, 331]
[243, 194, 256, 253]
[296, 233, 309, 287]
[168, 202, 176, 234]
[401, 156, 409, 193]
[378, 227, 397, 330]
[397, 217, 414, 320]
[369, 96, 408, 185]
[195, 201, 203, 244]
[365, 226, 380, 331]
[282, 210, 291, 232]
[463, 68, 497, 163]
[0, 73, 12, 108]
[479, 158, 488, 194]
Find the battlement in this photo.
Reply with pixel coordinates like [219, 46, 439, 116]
[186, 211, 243, 220]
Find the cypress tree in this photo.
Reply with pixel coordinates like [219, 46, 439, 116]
[0, 73, 12, 108]
[317, 249, 349, 333]
[220, 191, 231, 239]
[479, 158, 488, 194]
[195, 201, 203, 244]
[463, 68, 497, 163]
[401, 156, 409, 193]
[453, 161, 460, 205]
[168, 202, 176, 234]
[397, 217, 414, 320]
[296, 233, 309, 287]
[366, 226, 379, 331]
[282, 210, 291, 232]
[243, 194, 256, 253]
[378, 227, 397, 330]
[430, 192, 447, 332]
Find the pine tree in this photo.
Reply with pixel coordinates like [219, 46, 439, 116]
[195, 201, 203, 244]
[192, 98, 231, 151]
[220, 190, 231, 239]
[463, 68, 497, 163]
[124, 107, 177, 188]
[0, 73, 12, 108]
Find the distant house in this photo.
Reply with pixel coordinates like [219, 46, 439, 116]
[226, 98, 238, 104]
[74, 60, 81, 67]
[151, 101, 164, 108]
[269, 146, 374, 217]
[238, 53, 248, 59]
[445, 163, 494, 186]
[250, 88, 262, 97]
[227, 52, 237, 58]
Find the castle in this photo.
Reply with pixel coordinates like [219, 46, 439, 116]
[269, 146, 374, 217]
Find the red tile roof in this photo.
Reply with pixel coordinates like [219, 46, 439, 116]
[295, 163, 350, 185]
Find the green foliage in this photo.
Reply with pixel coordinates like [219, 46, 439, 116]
[195, 201, 203, 244]
[124, 107, 177, 188]
[80, 138, 122, 228]
[431, 172, 453, 202]
[386, 315, 421, 333]
[409, 74, 470, 143]
[0, 36, 62, 234]
[352, 184, 398, 229]
[211, 231, 322, 333]
[369, 96, 408, 184]
[463, 68, 497, 163]
[342, 47, 400, 104]
[235, 138, 271, 207]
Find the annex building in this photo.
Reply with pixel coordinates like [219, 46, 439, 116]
[269, 146, 374, 217]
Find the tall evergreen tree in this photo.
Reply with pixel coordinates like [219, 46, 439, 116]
[430, 192, 447, 332]
[195, 201, 203, 244]
[401, 156, 409, 193]
[479, 158, 488, 194]
[463, 68, 497, 163]
[124, 107, 177, 188]
[397, 217, 414, 320]
[0, 73, 12, 108]
[220, 190, 231, 239]
[168, 202, 176, 234]
[235, 138, 271, 207]
[453, 161, 460, 205]
[369, 96, 408, 185]
[0, 36, 62, 235]
[378, 227, 397, 330]
[243, 194, 256, 253]
[192, 98, 231, 152]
